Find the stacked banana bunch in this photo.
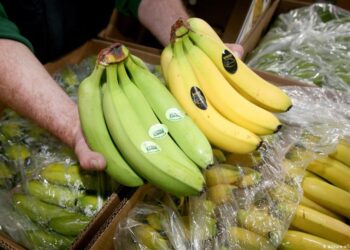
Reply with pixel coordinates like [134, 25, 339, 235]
[277, 140, 350, 249]
[78, 45, 213, 196]
[160, 18, 292, 154]
[11, 162, 107, 249]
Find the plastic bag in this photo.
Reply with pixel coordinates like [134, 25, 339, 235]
[113, 83, 350, 249]
[246, 3, 350, 91]
[0, 56, 119, 249]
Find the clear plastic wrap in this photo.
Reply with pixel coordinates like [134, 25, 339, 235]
[0, 56, 119, 249]
[246, 3, 350, 91]
[114, 84, 350, 249]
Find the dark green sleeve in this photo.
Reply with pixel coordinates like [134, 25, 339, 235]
[0, 3, 33, 51]
[115, 0, 142, 17]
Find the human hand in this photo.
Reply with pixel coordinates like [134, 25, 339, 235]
[73, 126, 106, 171]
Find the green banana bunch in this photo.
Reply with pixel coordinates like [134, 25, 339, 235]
[25, 229, 73, 250]
[102, 62, 204, 197]
[78, 61, 143, 187]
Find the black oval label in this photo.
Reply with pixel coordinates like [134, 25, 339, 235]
[222, 49, 237, 74]
[190, 86, 207, 110]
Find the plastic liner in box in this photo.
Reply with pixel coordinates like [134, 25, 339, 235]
[0, 56, 119, 250]
[246, 3, 350, 91]
[113, 85, 350, 250]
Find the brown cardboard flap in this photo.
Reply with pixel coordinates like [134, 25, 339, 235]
[70, 193, 120, 250]
[88, 185, 154, 250]
[0, 233, 26, 250]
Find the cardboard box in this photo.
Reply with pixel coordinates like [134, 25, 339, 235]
[0, 38, 161, 250]
[87, 185, 154, 250]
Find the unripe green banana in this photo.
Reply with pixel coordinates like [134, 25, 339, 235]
[40, 162, 98, 190]
[125, 56, 213, 168]
[27, 180, 84, 207]
[77, 195, 103, 216]
[49, 214, 91, 236]
[118, 62, 203, 178]
[103, 63, 204, 197]
[25, 229, 73, 250]
[13, 194, 74, 224]
[78, 63, 143, 187]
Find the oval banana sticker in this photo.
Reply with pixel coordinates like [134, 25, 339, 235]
[148, 124, 168, 139]
[141, 141, 161, 153]
[222, 50, 237, 74]
[165, 108, 185, 121]
[190, 86, 207, 110]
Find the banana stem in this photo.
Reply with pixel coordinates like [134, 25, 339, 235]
[97, 44, 129, 66]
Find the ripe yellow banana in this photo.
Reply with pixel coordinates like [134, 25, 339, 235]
[291, 205, 350, 245]
[160, 44, 173, 83]
[103, 64, 204, 197]
[279, 230, 348, 250]
[125, 56, 213, 168]
[117, 62, 203, 179]
[187, 17, 222, 43]
[300, 196, 345, 221]
[182, 35, 281, 135]
[78, 63, 143, 187]
[308, 156, 350, 192]
[302, 177, 350, 219]
[167, 38, 261, 154]
[228, 227, 275, 250]
[330, 139, 350, 167]
[188, 31, 292, 112]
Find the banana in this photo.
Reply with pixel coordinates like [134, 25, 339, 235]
[49, 214, 91, 236]
[228, 227, 275, 250]
[279, 230, 348, 250]
[237, 208, 284, 245]
[117, 62, 203, 178]
[300, 196, 345, 221]
[77, 195, 103, 216]
[188, 30, 292, 112]
[183, 35, 281, 135]
[160, 44, 173, 82]
[125, 54, 213, 168]
[13, 194, 74, 224]
[78, 63, 143, 187]
[204, 165, 241, 187]
[25, 229, 73, 250]
[133, 224, 171, 250]
[330, 139, 350, 167]
[291, 205, 350, 245]
[103, 63, 204, 197]
[40, 162, 98, 190]
[207, 184, 237, 205]
[307, 156, 350, 191]
[302, 177, 350, 219]
[27, 180, 84, 207]
[167, 38, 262, 154]
[187, 17, 222, 43]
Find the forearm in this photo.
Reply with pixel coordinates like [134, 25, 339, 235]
[138, 0, 189, 46]
[0, 39, 79, 148]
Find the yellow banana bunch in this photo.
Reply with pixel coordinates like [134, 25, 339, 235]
[186, 18, 292, 113]
[166, 38, 261, 153]
[161, 18, 293, 154]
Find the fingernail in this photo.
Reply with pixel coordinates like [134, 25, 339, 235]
[233, 51, 242, 59]
[90, 159, 100, 169]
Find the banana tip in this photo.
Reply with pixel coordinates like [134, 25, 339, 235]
[274, 124, 283, 134]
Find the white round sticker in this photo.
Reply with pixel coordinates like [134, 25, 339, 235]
[165, 108, 185, 121]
